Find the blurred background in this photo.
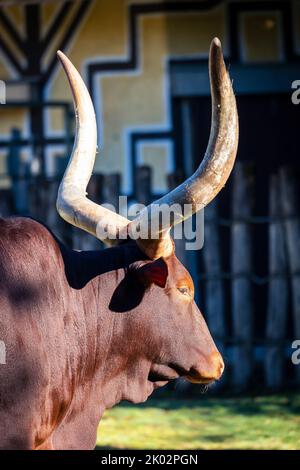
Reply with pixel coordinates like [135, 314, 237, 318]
[0, 0, 300, 449]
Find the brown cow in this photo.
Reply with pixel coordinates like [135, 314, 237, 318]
[0, 38, 238, 449]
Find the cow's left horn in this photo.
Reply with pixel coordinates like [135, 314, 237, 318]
[125, 37, 239, 259]
[56, 51, 130, 244]
[56, 38, 238, 261]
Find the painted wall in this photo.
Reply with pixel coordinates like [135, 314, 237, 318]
[0, 0, 299, 192]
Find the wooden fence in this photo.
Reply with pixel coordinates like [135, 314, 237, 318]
[0, 161, 299, 392]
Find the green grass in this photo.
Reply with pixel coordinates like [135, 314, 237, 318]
[96, 394, 300, 450]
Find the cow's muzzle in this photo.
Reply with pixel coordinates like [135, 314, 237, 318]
[185, 351, 225, 384]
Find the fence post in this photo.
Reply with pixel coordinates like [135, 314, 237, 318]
[72, 173, 104, 250]
[280, 166, 300, 384]
[136, 166, 152, 206]
[0, 190, 13, 216]
[202, 200, 226, 359]
[7, 128, 29, 214]
[27, 176, 39, 218]
[231, 162, 254, 391]
[167, 170, 184, 194]
[101, 173, 121, 211]
[264, 173, 288, 390]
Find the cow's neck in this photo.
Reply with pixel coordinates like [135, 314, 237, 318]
[61, 241, 152, 409]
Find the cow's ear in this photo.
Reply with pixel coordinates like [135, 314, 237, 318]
[134, 258, 168, 288]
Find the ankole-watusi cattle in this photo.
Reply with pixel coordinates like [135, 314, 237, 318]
[0, 38, 238, 450]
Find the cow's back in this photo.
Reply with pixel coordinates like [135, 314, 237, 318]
[0, 217, 81, 448]
[0, 217, 68, 324]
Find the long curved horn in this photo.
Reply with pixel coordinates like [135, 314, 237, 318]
[57, 38, 238, 260]
[56, 51, 129, 244]
[125, 37, 239, 258]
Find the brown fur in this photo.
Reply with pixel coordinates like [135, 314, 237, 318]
[0, 217, 223, 449]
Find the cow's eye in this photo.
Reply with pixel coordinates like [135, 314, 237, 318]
[177, 287, 191, 297]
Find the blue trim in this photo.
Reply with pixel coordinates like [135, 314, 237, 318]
[170, 61, 300, 96]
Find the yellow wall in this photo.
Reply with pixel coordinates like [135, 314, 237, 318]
[0, 0, 299, 191]
[47, 0, 225, 191]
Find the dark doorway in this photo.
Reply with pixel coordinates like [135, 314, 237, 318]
[173, 92, 299, 217]
[172, 92, 299, 338]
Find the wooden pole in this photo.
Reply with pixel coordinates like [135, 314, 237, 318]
[231, 162, 255, 391]
[72, 174, 104, 251]
[202, 200, 226, 357]
[101, 174, 121, 211]
[136, 166, 152, 206]
[0, 189, 13, 217]
[279, 166, 300, 384]
[44, 176, 67, 243]
[7, 128, 29, 215]
[264, 173, 288, 390]
[27, 177, 39, 219]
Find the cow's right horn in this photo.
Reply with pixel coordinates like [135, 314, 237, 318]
[124, 37, 239, 259]
[56, 38, 238, 261]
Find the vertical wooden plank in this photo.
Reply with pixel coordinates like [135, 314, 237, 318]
[101, 173, 121, 211]
[27, 176, 39, 219]
[167, 170, 187, 267]
[7, 128, 29, 214]
[72, 174, 105, 251]
[83, 174, 103, 250]
[87, 173, 103, 205]
[0, 189, 13, 217]
[136, 166, 152, 206]
[180, 99, 194, 177]
[279, 166, 300, 384]
[27, 174, 50, 223]
[44, 177, 65, 241]
[167, 169, 184, 193]
[39, 178, 50, 221]
[231, 162, 255, 391]
[264, 174, 288, 390]
[202, 199, 226, 358]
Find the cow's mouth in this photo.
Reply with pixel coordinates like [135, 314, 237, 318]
[148, 364, 216, 389]
[148, 364, 180, 386]
[184, 367, 217, 385]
